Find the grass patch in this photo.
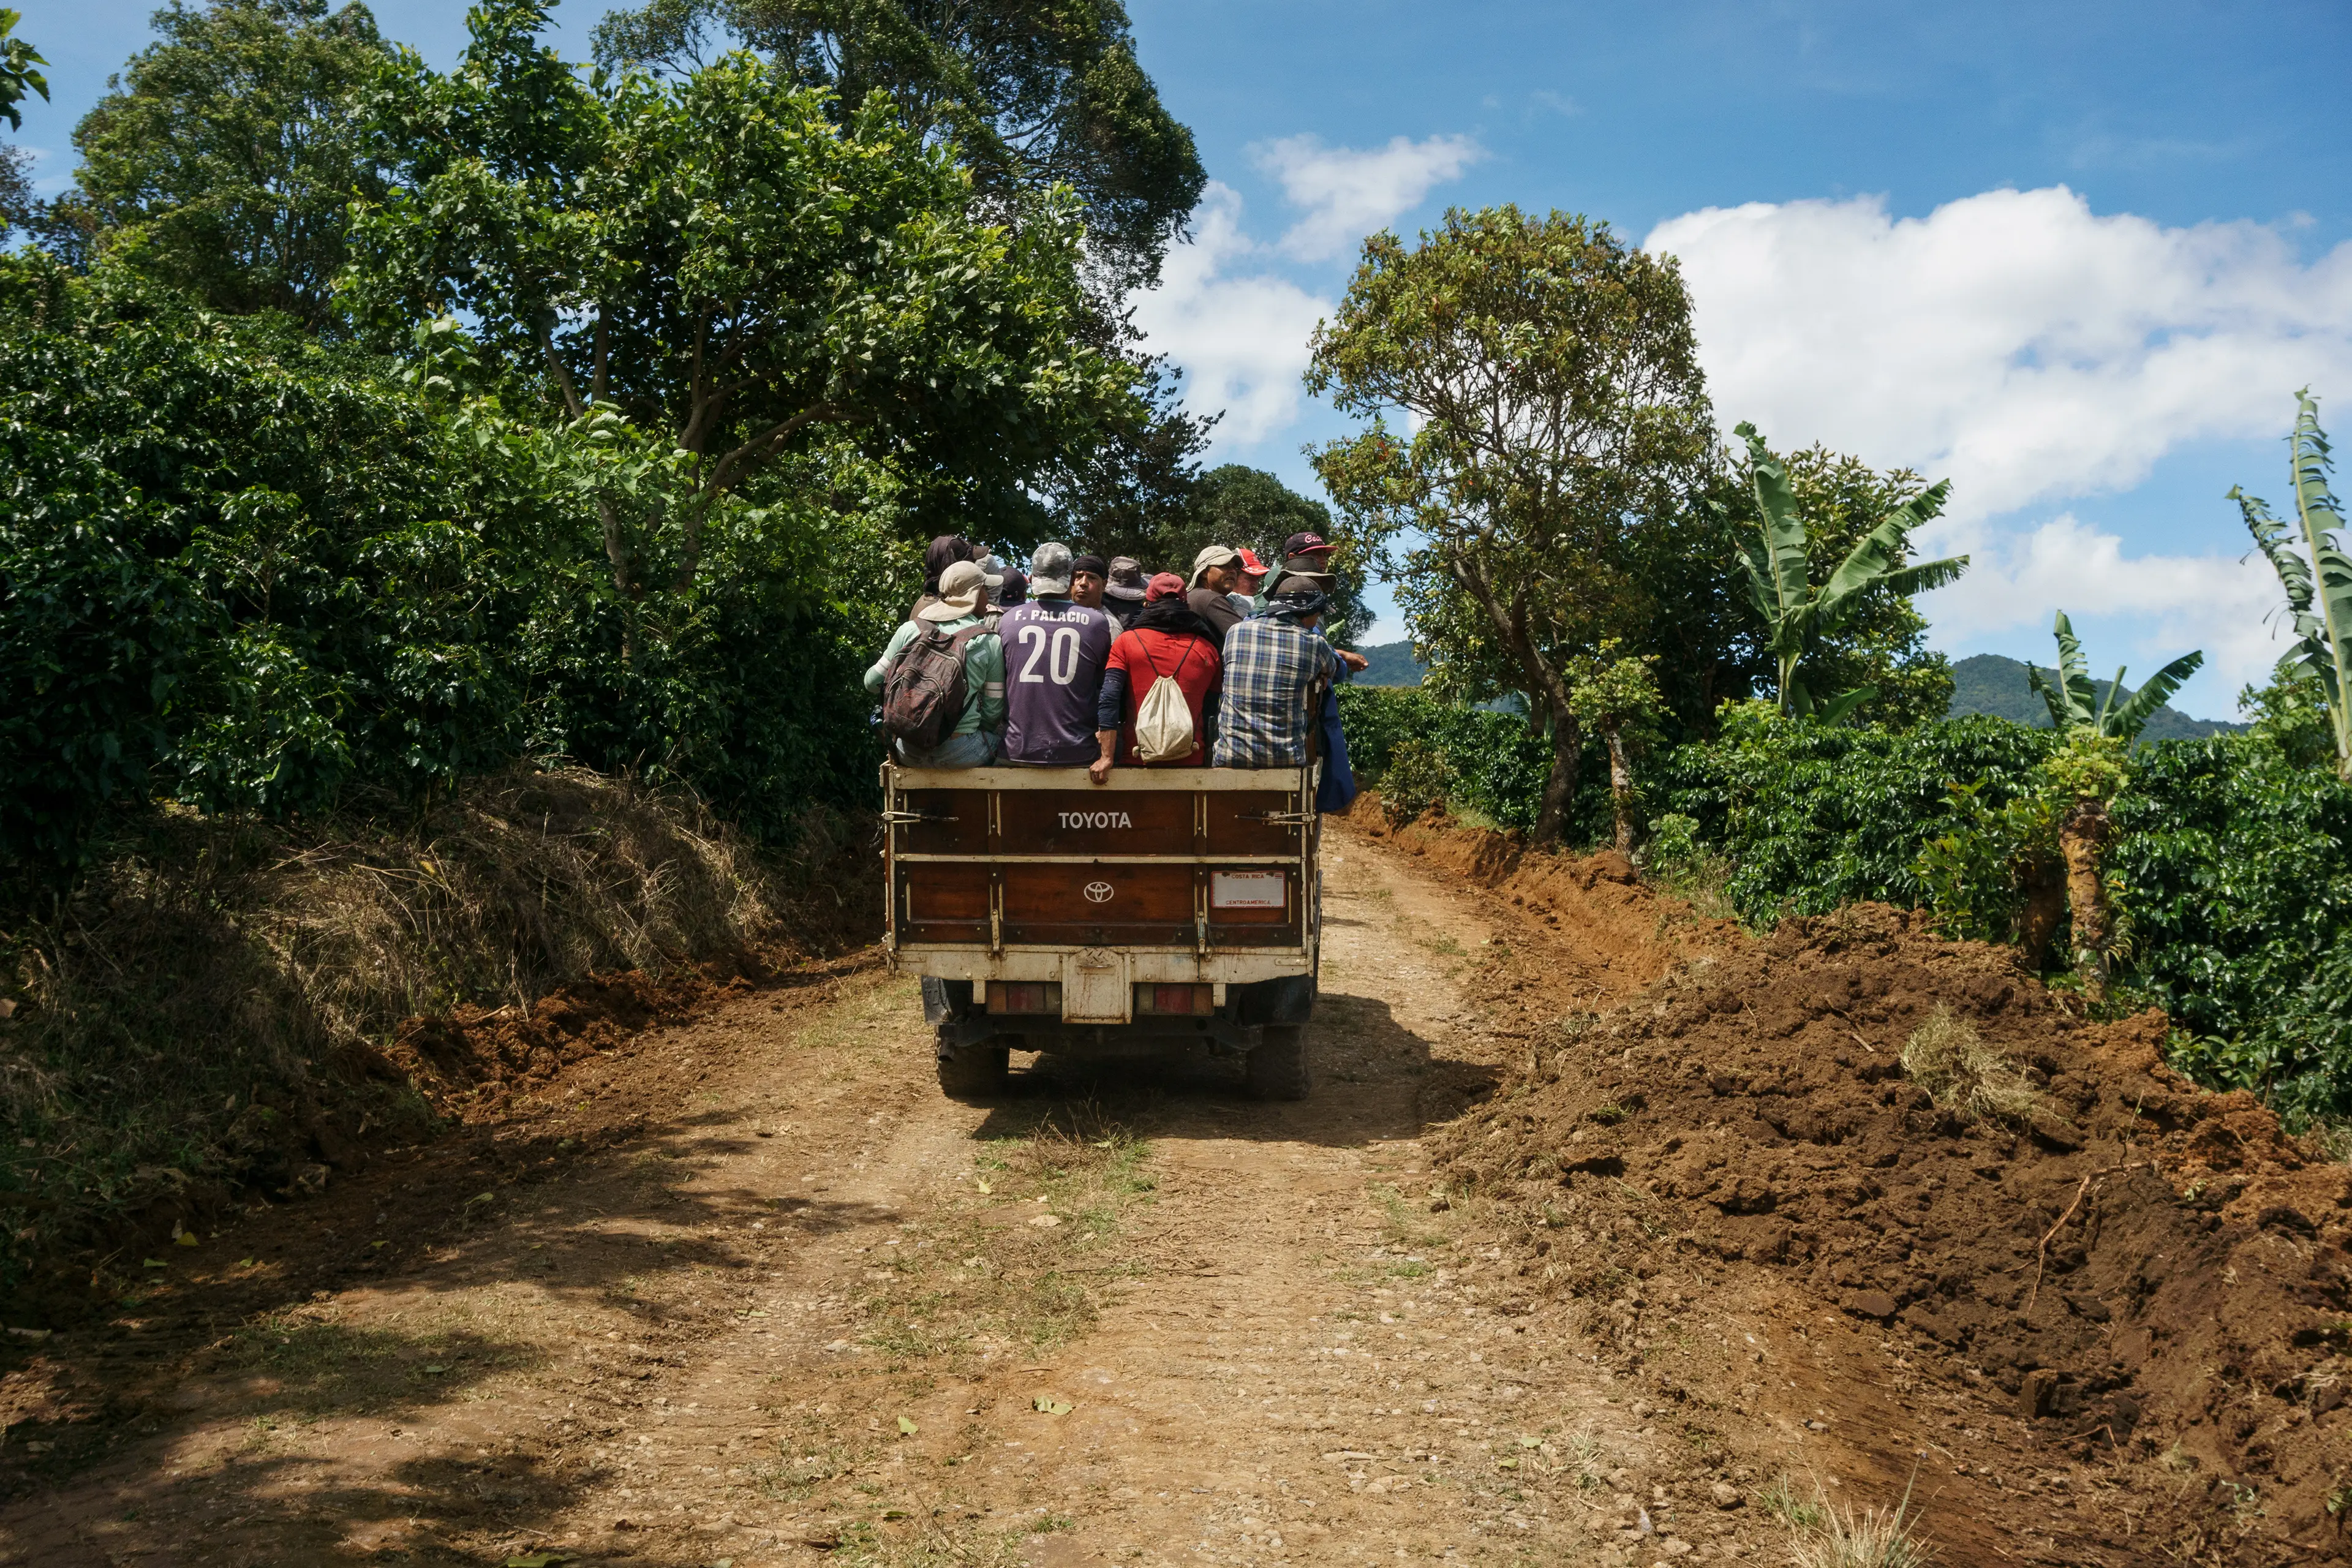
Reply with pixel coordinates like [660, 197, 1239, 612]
[1758, 1471, 1825, 1530]
[1370, 1183, 1450, 1249]
[854, 1104, 1155, 1368]
[1900, 1007, 2042, 1125]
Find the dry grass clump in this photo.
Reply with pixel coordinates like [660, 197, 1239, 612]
[1899, 1006, 2042, 1124]
[0, 767, 861, 1294]
[1790, 1500, 1937, 1568]
[1782, 1470, 1937, 1568]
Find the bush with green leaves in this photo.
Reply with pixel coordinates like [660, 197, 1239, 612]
[1654, 707, 2059, 922]
[0, 254, 897, 873]
[2111, 730, 2352, 1119]
[1336, 685, 1553, 830]
[1378, 739, 1458, 826]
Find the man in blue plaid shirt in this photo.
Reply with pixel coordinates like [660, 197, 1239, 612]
[1212, 576, 1344, 769]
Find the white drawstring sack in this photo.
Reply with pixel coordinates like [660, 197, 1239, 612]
[1133, 647, 1199, 762]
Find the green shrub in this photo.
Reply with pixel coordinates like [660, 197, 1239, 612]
[0, 256, 894, 873]
[2111, 733, 2352, 1119]
[1379, 739, 1457, 826]
[1645, 812, 1703, 872]
[1336, 685, 1553, 829]
[1654, 709, 2058, 922]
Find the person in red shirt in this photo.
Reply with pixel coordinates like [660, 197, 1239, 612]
[1090, 573, 1224, 780]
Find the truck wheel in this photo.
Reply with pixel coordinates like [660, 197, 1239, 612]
[937, 1041, 1011, 1101]
[1246, 1025, 1311, 1101]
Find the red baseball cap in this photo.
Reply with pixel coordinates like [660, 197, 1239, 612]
[1144, 571, 1189, 602]
[1235, 548, 1268, 576]
[1282, 531, 1335, 559]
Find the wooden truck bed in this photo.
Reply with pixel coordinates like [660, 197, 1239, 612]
[882, 763, 1317, 1035]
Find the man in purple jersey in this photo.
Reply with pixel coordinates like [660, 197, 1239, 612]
[995, 543, 1114, 766]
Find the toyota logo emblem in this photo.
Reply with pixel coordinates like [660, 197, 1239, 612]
[1083, 881, 1115, 903]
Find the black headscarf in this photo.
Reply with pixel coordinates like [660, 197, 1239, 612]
[922, 535, 973, 594]
[1132, 595, 1219, 643]
[1261, 584, 1331, 622]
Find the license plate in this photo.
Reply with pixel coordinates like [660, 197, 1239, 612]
[1210, 870, 1286, 910]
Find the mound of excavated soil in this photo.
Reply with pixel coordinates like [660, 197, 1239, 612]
[1425, 892, 2352, 1563]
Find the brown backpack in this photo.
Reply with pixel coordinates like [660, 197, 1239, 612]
[880, 617, 997, 752]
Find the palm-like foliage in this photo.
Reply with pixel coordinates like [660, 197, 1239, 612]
[2235, 389, 2352, 778]
[2026, 611, 2204, 744]
[1733, 422, 1968, 720]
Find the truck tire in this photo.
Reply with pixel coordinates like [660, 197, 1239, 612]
[1246, 1025, 1311, 1101]
[937, 1041, 1011, 1101]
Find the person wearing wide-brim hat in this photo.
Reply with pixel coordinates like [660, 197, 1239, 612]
[1266, 533, 1367, 672]
[1186, 544, 1247, 642]
[1102, 556, 1147, 630]
[864, 559, 1006, 767]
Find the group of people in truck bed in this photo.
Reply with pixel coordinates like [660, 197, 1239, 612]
[863, 533, 1366, 788]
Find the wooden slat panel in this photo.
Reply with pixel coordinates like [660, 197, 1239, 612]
[1003, 862, 1192, 922]
[897, 789, 989, 855]
[1001, 861, 1193, 947]
[903, 862, 988, 946]
[1202, 792, 1300, 856]
[996, 789, 1195, 856]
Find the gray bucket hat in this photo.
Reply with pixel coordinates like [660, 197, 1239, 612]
[1029, 541, 1074, 597]
[1106, 556, 1147, 602]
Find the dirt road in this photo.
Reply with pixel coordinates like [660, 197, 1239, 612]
[0, 819, 1778, 1567]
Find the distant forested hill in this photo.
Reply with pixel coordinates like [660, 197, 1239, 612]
[1363, 644, 2239, 739]
[1947, 654, 2242, 741]
[1356, 642, 1425, 687]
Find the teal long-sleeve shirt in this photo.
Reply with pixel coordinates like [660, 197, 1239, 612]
[863, 615, 1006, 736]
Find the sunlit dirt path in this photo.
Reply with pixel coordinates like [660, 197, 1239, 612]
[0, 821, 1773, 1567]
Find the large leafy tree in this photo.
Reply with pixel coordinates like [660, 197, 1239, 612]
[589, 0, 1204, 293]
[342, 0, 1134, 606]
[64, 0, 391, 328]
[1308, 206, 1714, 844]
[1730, 423, 1966, 726]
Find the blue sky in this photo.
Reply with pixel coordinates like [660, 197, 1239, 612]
[24, 1, 2352, 715]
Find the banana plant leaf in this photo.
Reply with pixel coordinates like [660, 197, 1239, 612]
[2027, 611, 2101, 729]
[1735, 421, 1814, 654]
[2105, 649, 2206, 741]
[1732, 421, 1964, 716]
[2029, 610, 2204, 741]
[2236, 389, 2352, 776]
[1814, 686, 1877, 726]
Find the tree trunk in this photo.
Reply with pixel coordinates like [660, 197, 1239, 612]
[1532, 701, 1580, 846]
[594, 496, 639, 665]
[1604, 723, 1636, 854]
[2059, 799, 2115, 1003]
[2015, 853, 2067, 970]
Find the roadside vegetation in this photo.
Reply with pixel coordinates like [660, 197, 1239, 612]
[0, 0, 2346, 1327]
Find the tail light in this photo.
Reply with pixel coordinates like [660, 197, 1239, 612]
[986, 982, 1061, 1014]
[1135, 983, 1215, 1016]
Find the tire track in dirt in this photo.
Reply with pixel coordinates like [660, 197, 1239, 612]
[0, 820, 1772, 1567]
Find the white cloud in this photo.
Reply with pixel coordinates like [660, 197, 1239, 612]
[1645, 186, 2352, 519]
[1918, 511, 2285, 696]
[1128, 183, 1332, 445]
[1251, 132, 1485, 262]
[1647, 186, 2352, 712]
